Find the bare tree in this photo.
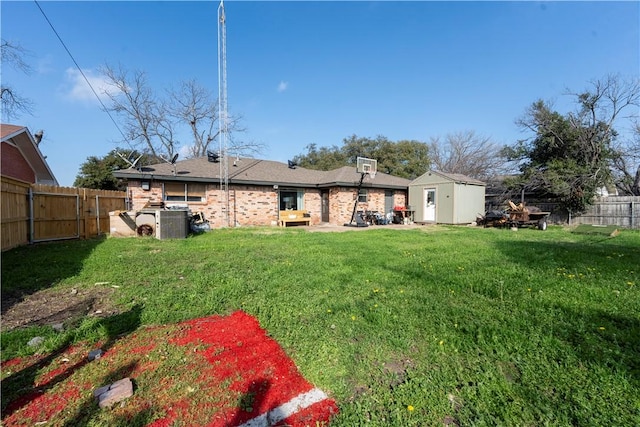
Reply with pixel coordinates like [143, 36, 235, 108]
[101, 64, 175, 159]
[572, 74, 640, 196]
[167, 79, 257, 158]
[1, 39, 34, 120]
[102, 65, 259, 161]
[611, 120, 640, 195]
[428, 130, 505, 180]
[168, 79, 216, 158]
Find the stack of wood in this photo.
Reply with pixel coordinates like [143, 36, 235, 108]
[507, 200, 530, 222]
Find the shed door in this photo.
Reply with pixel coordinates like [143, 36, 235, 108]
[423, 188, 436, 222]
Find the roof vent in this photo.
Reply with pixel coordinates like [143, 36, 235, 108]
[288, 160, 297, 169]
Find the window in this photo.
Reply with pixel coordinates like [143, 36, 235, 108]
[164, 183, 205, 202]
[279, 190, 304, 210]
[358, 189, 368, 203]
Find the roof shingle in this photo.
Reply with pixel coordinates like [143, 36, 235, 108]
[114, 156, 411, 189]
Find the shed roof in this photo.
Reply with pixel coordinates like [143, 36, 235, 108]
[1, 124, 58, 185]
[114, 156, 411, 189]
[410, 170, 485, 186]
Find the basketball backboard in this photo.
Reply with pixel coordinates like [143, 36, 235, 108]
[356, 157, 377, 178]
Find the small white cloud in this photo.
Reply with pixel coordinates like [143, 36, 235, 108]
[277, 81, 288, 93]
[63, 68, 112, 103]
[37, 54, 55, 74]
[179, 144, 193, 159]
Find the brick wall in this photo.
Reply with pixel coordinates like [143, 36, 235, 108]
[128, 180, 406, 228]
[229, 185, 279, 227]
[1, 142, 36, 183]
[329, 187, 407, 225]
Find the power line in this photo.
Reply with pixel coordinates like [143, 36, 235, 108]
[33, 0, 129, 145]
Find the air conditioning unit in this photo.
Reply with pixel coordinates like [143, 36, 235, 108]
[135, 209, 189, 240]
[155, 210, 189, 240]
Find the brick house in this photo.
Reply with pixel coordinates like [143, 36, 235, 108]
[1, 124, 58, 185]
[113, 156, 410, 228]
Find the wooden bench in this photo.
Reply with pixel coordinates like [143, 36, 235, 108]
[279, 210, 311, 227]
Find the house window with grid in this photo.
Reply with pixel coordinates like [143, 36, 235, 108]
[164, 183, 205, 202]
[358, 189, 368, 203]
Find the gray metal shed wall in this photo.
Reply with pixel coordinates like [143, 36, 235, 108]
[409, 179, 485, 224]
[437, 182, 456, 223]
[452, 183, 485, 224]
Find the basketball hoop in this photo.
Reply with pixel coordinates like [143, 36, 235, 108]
[344, 157, 378, 228]
[357, 157, 377, 178]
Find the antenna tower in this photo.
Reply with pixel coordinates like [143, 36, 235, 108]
[218, 0, 230, 226]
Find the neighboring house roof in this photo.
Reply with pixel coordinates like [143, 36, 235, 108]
[113, 156, 411, 189]
[411, 170, 486, 186]
[1, 124, 58, 185]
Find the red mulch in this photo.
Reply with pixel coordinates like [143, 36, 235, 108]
[1, 311, 338, 426]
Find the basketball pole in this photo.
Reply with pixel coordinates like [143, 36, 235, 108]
[345, 172, 368, 227]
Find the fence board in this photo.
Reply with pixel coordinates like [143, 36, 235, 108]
[1, 177, 127, 251]
[32, 192, 79, 241]
[572, 196, 639, 229]
[1, 177, 30, 250]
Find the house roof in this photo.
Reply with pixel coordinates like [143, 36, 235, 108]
[113, 156, 411, 189]
[1, 124, 58, 185]
[411, 170, 485, 186]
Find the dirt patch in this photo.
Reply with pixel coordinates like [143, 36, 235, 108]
[1, 286, 119, 331]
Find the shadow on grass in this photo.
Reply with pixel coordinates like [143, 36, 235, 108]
[491, 237, 640, 384]
[551, 304, 640, 386]
[492, 237, 640, 281]
[229, 378, 271, 426]
[1, 236, 107, 314]
[1, 304, 143, 419]
[61, 361, 150, 427]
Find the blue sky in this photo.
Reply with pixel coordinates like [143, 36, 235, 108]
[2, 1, 638, 186]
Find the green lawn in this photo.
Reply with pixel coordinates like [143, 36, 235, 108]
[2, 225, 639, 426]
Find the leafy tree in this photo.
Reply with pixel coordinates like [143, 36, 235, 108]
[292, 143, 347, 171]
[504, 75, 639, 213]
[1, 39, 34, 120]
[388, 139, 431, 180]
[293, 135, 430, 180]
[74, 149, 147, 191]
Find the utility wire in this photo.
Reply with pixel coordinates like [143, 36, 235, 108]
[33, 0, 130, 146]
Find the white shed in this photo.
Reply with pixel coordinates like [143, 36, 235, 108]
[408, 171, 485, 224]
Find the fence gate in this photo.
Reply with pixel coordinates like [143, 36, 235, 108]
[1, 178, 127, 251]
[30, 189, 80, 243]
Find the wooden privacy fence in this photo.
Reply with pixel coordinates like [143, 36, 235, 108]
[1, 176, 127, 251]
[570, 196, 640, 229]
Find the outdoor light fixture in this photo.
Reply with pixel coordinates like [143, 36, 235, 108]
[273, 185, 279, 190]
[141, 181, 151, 191]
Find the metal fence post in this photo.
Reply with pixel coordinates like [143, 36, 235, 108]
[28, 187, 34, 244]
[96, 195, 100, 234]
